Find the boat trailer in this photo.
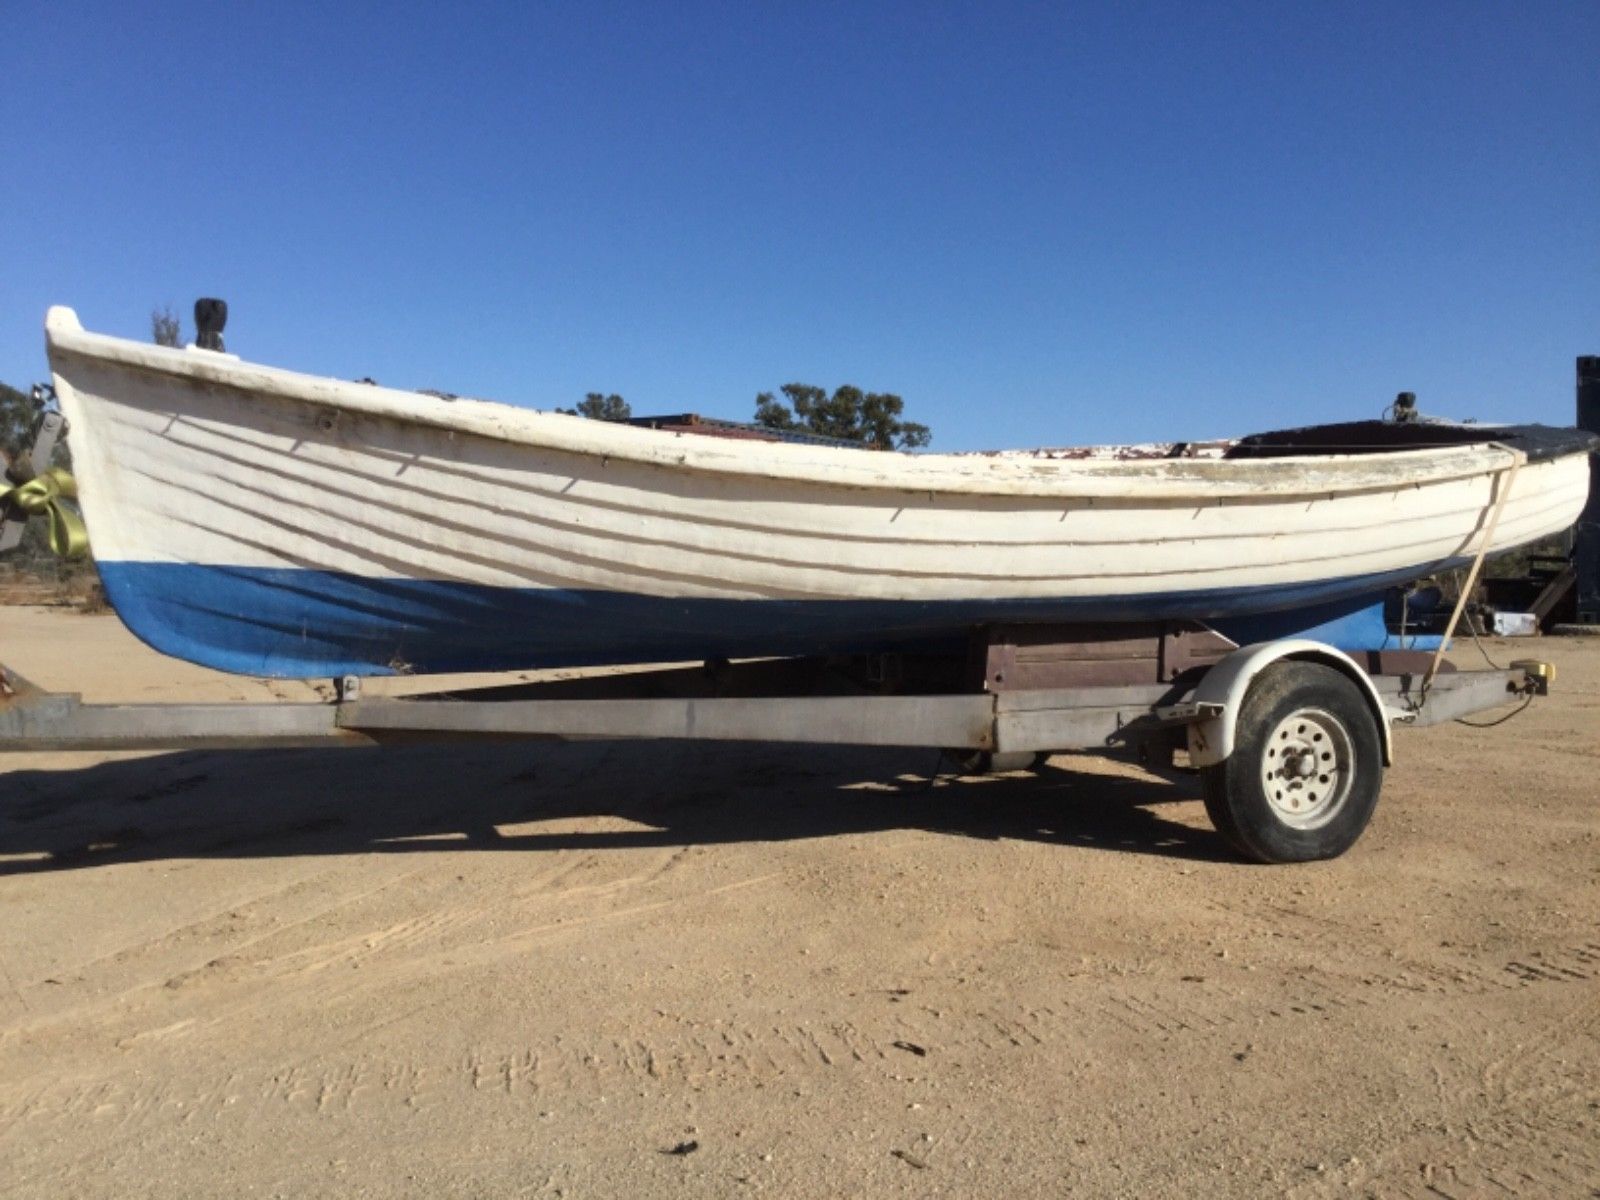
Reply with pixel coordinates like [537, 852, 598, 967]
[0, 625, 1552, 864]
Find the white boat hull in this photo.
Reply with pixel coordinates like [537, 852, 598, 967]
[42, 308, 1595, 677]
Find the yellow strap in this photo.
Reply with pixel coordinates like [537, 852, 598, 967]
[1, 467, 89, 559]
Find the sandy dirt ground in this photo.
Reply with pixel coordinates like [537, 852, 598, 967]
[0, 606, 1596, 1198]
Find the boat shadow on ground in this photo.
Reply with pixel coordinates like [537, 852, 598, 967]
[0, 739, 1239, 875]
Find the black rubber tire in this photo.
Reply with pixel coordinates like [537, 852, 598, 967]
[1199, 661, 1383, 864]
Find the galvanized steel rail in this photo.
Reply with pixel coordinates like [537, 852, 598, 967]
[0, 661, 1539, 756]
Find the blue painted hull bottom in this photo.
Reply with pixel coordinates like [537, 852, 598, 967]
[94, 562, 1457, 679]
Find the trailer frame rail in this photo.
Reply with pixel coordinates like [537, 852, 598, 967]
[0, 658, 1543, 756]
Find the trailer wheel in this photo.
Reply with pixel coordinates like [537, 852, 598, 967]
[1199, 661, 1383, 863]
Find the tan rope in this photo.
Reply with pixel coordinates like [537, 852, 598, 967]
[1419, 444, 1527, 701]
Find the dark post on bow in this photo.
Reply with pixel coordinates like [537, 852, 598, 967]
[195, 298, 227, 352]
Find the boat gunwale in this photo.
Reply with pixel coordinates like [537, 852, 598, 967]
[44, 306, 1555, 502]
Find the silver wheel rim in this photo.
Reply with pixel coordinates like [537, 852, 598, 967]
[1260, 706, 1354, 831]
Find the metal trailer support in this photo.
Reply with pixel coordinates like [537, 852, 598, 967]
[339, 693, 997, 749]
[0, 649, 1549, 867]
[1577, 355, 1600, 624]
[0, 658, 1545, 757]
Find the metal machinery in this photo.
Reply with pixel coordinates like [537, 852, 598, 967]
[1576, 356, 1600, 624]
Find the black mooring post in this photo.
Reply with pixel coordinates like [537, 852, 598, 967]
[1577, 356, 1600, 623]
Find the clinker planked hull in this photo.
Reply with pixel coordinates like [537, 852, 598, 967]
[44, 307, 1595, 678]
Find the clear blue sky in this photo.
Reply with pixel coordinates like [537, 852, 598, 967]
[3, 2, 1596, 450]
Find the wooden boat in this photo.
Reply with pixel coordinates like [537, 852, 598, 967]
[41, 307, 1596, 678]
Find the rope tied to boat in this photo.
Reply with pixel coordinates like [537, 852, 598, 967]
[1417, 443, 1526, 704]
[0, 467, 89, 558]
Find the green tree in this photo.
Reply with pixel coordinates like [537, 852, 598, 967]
[561, 392, 631, 421]
[754, 383, 930, 450]
[152, 306, 183, 347]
